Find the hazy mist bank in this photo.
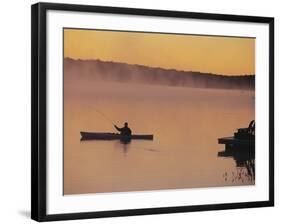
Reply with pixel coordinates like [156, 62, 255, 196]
[64, 58, 255, 90]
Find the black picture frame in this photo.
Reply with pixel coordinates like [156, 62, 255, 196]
[31, 2, 274, 222]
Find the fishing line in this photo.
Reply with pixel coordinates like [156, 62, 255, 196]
[91, 108, 116, 126]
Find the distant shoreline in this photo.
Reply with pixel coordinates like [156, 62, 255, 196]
[64, 58, 255, 90]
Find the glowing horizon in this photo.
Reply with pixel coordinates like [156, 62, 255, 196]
[64, 29, 255, 76]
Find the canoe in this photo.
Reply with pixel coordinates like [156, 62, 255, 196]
[80, 132, 153, 141]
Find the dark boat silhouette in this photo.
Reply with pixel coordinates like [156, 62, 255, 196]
[218, 120, 255, 151]
[80, 132, 153, 141]
[218, 120, 255, 181]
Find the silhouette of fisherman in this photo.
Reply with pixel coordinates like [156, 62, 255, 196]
[114, 122, 132, 136]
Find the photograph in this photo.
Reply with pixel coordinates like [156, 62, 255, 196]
[63, 28, 256, 195]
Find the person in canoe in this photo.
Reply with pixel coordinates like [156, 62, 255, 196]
[114, 122, 132, 136]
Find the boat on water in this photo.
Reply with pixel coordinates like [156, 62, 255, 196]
[217, 121, 255, 180]
[218, 120, 255, 150]
[80, 132, 154, 141]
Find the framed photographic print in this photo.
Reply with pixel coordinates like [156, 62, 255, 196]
[31, 2, 274, 222]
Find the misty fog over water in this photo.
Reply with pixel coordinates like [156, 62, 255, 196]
[64, 58, 255, 90]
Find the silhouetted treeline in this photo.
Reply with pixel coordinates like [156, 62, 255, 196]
[64, 58, 255, 90]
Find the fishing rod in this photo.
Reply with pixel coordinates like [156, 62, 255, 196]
[91, 108, 116, 126]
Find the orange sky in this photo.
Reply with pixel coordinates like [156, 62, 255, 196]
[64, 28, 255, 76]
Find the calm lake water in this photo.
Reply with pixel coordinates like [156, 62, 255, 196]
[64, 81, 255, 194]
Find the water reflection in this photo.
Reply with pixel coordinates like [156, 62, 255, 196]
[116, 140, 160, 156]
[64, 82, 255, 194]
[218, 146, 255, 183]
[119, 139, 131, 156]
